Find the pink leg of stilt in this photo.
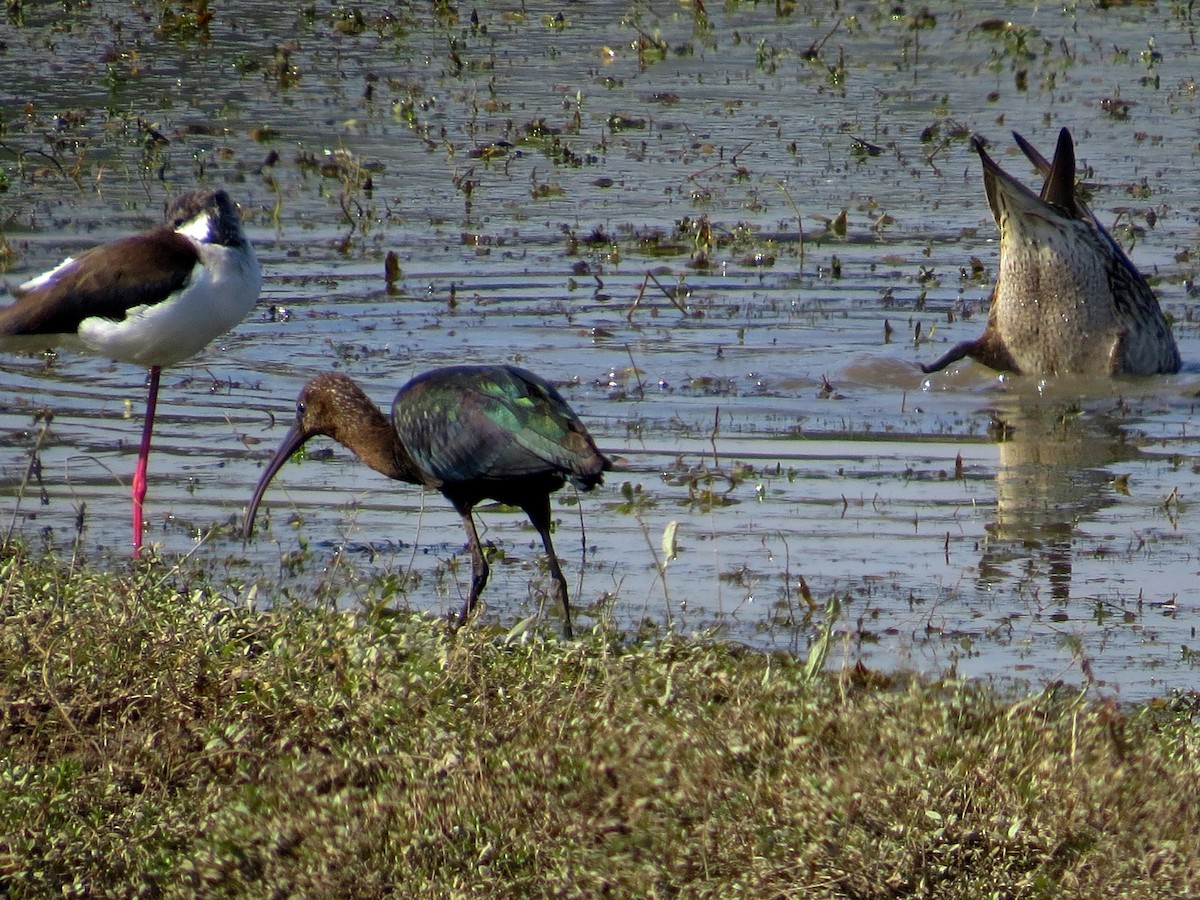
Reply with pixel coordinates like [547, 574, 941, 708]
[132, 366, 162, 558]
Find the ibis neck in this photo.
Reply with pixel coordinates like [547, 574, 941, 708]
[343, 404, 424, 486]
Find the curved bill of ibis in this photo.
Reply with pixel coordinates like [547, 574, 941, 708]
[242, 423, 312, 539]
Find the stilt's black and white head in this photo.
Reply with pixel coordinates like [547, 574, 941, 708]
[166, 189, 251, 250]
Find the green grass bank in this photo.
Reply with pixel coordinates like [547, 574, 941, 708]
[0, 547, 1197, 897]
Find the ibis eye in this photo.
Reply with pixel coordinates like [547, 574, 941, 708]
[296, 402, 306, 420]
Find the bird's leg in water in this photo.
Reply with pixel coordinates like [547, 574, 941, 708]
[526, 496, 573, 640]
[456, 507, 490, 629]
[132, 365, 162, 558]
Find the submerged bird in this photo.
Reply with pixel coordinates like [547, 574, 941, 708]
[0, 189, 262, 555]
[921, 128, 1180, 377]
[242, 366, 612, 638]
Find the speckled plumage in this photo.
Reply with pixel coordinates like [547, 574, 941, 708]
[243, 366, 612, 638]
[922, 128, 1180, 377]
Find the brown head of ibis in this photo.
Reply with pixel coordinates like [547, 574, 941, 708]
[243, 365, 612, 638]
[921, 128, 1180, 377]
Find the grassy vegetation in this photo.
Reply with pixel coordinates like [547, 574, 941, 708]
[1, 546, 1198, 897]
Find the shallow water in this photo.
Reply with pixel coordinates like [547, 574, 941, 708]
[3, 1, 1200, 699]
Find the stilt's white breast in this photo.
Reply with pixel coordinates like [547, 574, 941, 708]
[78, 227, 261, 368]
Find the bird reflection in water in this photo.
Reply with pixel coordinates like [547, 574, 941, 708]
[977, 393, 1138, 605]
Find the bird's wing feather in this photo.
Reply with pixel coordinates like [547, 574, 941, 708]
[393, 366, 594, 485]
[1, 229, 198, 337]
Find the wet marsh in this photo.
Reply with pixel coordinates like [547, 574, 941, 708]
[3, 1, 1200, 698]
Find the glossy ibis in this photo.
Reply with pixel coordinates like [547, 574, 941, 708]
[0, 189, 261, 555]
[242, 365, 612, 638]
[921, 128, 1179, 376]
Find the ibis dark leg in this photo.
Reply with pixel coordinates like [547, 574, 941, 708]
[456, 505, 490, 628]
[131, 365, 162, 558]
[525, 495, 573, 640]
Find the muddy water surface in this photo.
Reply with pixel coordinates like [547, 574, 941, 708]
[3, 1, 1200, 698]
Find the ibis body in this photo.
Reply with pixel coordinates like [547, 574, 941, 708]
[243, 366, 611, 638]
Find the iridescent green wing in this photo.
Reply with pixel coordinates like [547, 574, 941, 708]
[392, 365, 597, 486]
